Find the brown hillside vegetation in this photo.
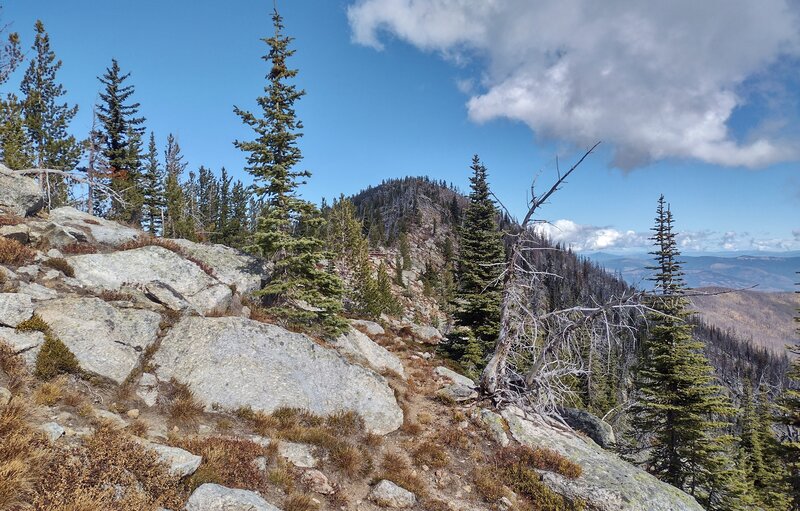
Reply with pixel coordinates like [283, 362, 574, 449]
[689, 287, 799, 356]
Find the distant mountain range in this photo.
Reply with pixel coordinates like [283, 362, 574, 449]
[588, 252, 800, 292]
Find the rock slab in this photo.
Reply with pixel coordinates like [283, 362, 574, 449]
[0, 293, 33, 327]
[501, 407, 704, 511]
[152, 316, 404, 435]
[0, 165, 43, 217]
[36, 297, 161, 384]
[67, 245, 232, 315]
[171, 239, 266, 295]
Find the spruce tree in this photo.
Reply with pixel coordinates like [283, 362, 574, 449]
[451, 155, 505, 365]
[20, 20, 81, 205]
[226, 180, 250, 249]
[233, 9, 344, 336]
[95, 58, 145, 221]
[631, 195, 741, 510]
[0, 94, 34, 169]
[213, 167, 232, 244]
[163, 133, 193, 239]
[141, 132, 165, 235]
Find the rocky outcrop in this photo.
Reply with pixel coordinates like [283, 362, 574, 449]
[501, 407, 704, 511]
[369, 480, 417, 508]
[333, 327, 405, 378]
[0, 165, 43, 217]
[36, 297, 161, 384]
[184, 483, 281, 511]
[152, 316, 404, 435]
[67, 246, 232, 316]
[47, 207, 141, 246]
[0, 327, 44, 366]
[171, 239, 266, 295]
[559, 407, 616, 448]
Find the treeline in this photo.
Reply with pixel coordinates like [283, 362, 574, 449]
[0, 21, 254, 248]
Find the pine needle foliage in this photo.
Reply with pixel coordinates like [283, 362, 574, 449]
[631, 195, 742, 510]
[234, 9, 344, 337]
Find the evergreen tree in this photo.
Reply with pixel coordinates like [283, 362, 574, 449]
[233, 9, 344, 336]
[778, 275, 800, 510]
[226, 180, 250, 248]
[0, 94, 34, 169]
[95, 58, 145, 221]
[398, 232, 412, 270]
[631, 195, 742, 510]
[196, 165, 219, 239]
[0, 14, 21, 85]
[163, 133, 192, 239]
[451, 155, 505, 365]
[20, 20, 81, 205]
[141, 132, 165, 235]
[213, 167, 232, 244]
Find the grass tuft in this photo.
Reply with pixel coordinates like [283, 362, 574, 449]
[0, 238, 34, 266]
[42, 257, 75, 277]
[164, 378, 204, 429]
[283, 493, 319, 511]
[35, 335, 81, 380]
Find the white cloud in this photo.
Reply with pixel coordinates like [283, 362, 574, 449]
[348, 0, 800, 168]
[533, 220, 799, 252]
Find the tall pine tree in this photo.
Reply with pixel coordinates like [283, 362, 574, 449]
[450, 155, 505, 370]
[234, 9, 344, 336]
[20, 20, 81, 206]
[778, 273, 800, 510]
[141, 132, 165, 235]
[0, 94, 33, 169]
[95, 58, 145, 222]
[163, 133, 193, 239]
[631, 195, 742, 510]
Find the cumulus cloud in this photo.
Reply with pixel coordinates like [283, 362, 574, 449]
[348, 0, 800, 168]
[533, 220, 799, 252]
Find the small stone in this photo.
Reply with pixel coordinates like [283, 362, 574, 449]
[368, 480, 417, 508]
[184, 483, 280, 511]
[499, 496, 513, 510]
[94, 409, 127, 428]
[42, 269, 60, 280]
[251, 456, 268, 472]
[40, 421, 66, 442]
[126, 408, 140, 419]
[301, 469, 335, 495]
[46, 248, 63, 258]
[437, 383, 478, 403]
[145, 441, 202, 477]
[435, 366, 476, 388]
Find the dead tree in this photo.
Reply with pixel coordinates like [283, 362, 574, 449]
[480, 142, 657, 416]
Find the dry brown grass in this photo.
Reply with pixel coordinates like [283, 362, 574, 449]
[283, 493, 319, 511]
[238, 406, 374, 478]
[175, 436, 279, 493]
[0, 213, 23, 226]
[0, 237, 34, 265]
[163, 378, 204, 430]
[60, 242, 98, 255]
[42, 257, 75, 277]
[377, 450, 427, 497]
[98, 289, 135, 302]
[33, 379, 64, 405]
[412, 440, 450, 468]
[0, 341, 30, 392]
[30, 423, 185, 510]
[127, 418, 149, 437]
[473, 445, 584, 511]
[0, 398, 49, 509]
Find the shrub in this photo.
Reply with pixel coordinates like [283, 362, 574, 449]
[15, 314, 51, 334]
[176, 436, 277, 494]
[60, 242, 98, 255]
[35, 335, 81, 380]
[42, 257, 75, 277]
[30, 424, 184, 510]
[0, 237, 34, 265]
[377, 450, 427, 497]
[0, 213, 23, 226]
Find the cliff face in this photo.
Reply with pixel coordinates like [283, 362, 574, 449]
[0, 167, 705, 510]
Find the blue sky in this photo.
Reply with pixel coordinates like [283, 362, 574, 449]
[3, 0, 799, 253]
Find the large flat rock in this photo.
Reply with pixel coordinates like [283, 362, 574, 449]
[67, 246, 232, 315]
[185, 483, 281, 511]
[171, 239, 266, 295]
[36, 297, 161, 384]
[152, 316, 404, 435]
[501, 407, 704, 511]
[0, 293, 33, 327]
